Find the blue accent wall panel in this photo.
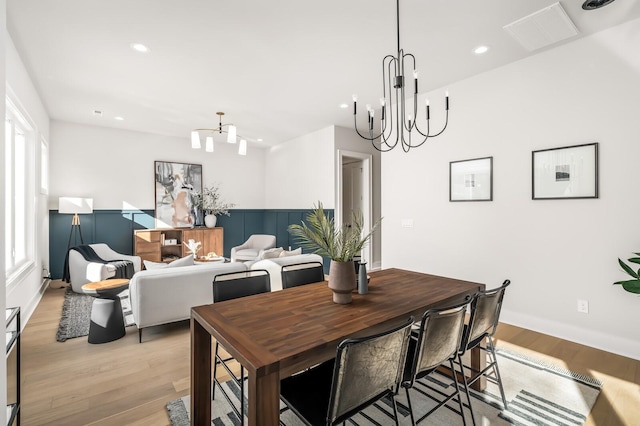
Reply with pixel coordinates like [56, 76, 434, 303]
[49, 208, 333, 279]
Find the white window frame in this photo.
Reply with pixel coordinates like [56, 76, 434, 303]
[5, 96, 36, 287]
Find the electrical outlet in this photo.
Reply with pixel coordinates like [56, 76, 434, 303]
[401, 219, 414, 228]
[577, 299, 589, 314]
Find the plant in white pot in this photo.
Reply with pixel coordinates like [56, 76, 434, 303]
[288, 201, 381, 304]
[200, 184, 235, 228]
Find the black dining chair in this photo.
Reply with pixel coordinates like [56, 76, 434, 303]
[454, 279, 511, 426]
[401, 298, 472, 425]
[280, 316, 414, 425]
[211, 269, 271, 422]
[281, 261, 325, 289]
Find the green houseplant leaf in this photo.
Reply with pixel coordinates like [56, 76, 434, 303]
[618, 258, 638, 279]
[614, 279, 640, 294]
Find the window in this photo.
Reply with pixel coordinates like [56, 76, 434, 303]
[5, 97, 35, 283]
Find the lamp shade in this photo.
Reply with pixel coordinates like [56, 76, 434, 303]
[59, 197, 94, 214]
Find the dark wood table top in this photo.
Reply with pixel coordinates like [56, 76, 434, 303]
[192, 268, 484, 379]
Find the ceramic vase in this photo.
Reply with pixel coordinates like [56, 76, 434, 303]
[358, 262, 368, 294]
[204, 214, 217, 228]
[328, 260, 356, 304]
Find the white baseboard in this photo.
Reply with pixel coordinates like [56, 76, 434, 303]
[501, 308, 640, 361]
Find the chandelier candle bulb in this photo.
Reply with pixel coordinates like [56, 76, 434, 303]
[446, 91, 450, 110]
[413, 70, 419, 93]
[205, 136, 214, 153]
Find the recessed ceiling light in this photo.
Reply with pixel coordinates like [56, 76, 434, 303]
[130, 43, 150, 53]
[93, 110, 103, 117]
[582, 0, 615, 10]
[257, 138, 263, 142]
[473, 45, 489, 55]
[114, 116, 124, 121]
[339, 103, 349, 109]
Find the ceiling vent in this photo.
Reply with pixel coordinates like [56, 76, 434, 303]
[503, 2, 579, 52]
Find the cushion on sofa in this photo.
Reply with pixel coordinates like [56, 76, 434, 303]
[259, 247, 284, 259]
[143, 254, 194, 270]
[279, 247, 302, 257]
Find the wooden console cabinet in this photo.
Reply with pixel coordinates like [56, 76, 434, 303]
[134, 228, 223, 264]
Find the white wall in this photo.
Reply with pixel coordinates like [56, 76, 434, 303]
[264, 125, 335, 209]
[5, 31, 51, 330]
[50, 121, 266, 210]
[382, 17, 640, 360]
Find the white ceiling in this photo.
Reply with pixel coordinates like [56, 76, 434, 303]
[7, 0, 640, 148]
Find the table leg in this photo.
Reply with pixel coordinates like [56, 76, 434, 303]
[469, 346, 486, 391]
[191, 318, 211, 426]
[248, 367, 280, 426]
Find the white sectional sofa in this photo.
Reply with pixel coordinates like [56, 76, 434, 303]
[129, 253, 325, 342]
[129, 261, 247, 342]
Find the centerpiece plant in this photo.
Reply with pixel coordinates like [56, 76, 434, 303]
[288, 201, 381, 304]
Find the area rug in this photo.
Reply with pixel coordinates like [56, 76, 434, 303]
[166, 348, 602, 425]
[56, 286, 134, 342]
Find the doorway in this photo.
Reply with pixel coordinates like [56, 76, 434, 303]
[336, 150, 373, 266]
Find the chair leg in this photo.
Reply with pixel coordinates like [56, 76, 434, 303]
[138, 328, 142, 343]
[390, 392, 400, 426]
[457, 354, 477, 426]
[404, 386, 416, 426]
[449, 359, 467, 426]
[487, 338, 508, 410]
[212, 341, 219, 400]
[240, 365, 245, 420]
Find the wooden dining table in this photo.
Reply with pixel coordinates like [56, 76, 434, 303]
[190, 268, 485, 426]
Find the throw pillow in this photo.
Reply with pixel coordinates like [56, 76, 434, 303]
[259, 247, 284, 259]
[167, 254, 195, 268]
[279, 247, 302, 257]
[143, 260, 167, 270]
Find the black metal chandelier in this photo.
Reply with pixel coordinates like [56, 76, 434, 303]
[352, 0, 450, 153]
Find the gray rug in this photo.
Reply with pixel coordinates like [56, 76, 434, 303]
[166, 348, 602, 425]
[56, 286, 134, 342]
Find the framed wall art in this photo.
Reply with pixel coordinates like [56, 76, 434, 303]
[532, 143, 598, 200]
[449, 156, 493, 202]
[154, 161, 203, 228]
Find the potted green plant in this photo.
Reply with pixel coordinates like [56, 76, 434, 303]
[288, 201, 381, 304]
[199, 184, 235, 228]
[614, 253, 640, 294]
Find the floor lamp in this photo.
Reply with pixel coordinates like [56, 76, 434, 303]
[59, 197, 94, 251]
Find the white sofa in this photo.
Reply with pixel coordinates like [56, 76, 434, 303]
[129, 261, 248, 341]
[129, 253, 325, 342]
[249, 253, 325, 291]
[68, 243, 142, 293]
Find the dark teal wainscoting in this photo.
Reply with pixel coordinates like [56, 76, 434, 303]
[49, 208, 332, 280]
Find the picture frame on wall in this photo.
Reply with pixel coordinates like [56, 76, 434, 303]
[449, 156, 493, 202]
[532, 143, 598, 200]
[154, 161, 203, 228]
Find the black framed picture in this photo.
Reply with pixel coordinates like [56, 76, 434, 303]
[532, 143, 598, 200]
[154, 161, 203, 228]
[450, 156, 493, 202]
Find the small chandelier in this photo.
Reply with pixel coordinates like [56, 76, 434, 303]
[191, 112, 247, 155]
[352, 0, 450, 153]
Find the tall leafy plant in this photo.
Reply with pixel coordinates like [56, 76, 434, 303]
[614, 253, 640, 294]
[288, 202, 381, 262]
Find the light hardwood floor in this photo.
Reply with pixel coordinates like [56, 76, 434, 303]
[19, 283, 640, 425]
